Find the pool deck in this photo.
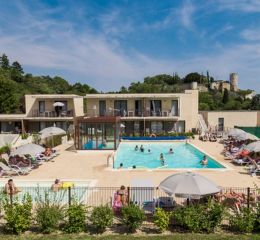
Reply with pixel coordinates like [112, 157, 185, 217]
[10, 137, 260, 188]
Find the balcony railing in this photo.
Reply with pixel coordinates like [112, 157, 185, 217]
[86, 109, 179, 118]
[30, 109, 74, 117]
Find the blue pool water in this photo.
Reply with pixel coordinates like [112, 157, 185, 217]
[114, 142, 225, 169]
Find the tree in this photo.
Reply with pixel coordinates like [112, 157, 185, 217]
[12, 61, 23, 74]
[0, 54, 9, 69]
[222, 89, 229, 104]
[251, 94, 260, 110]
[0, 78, 19, 113]
[11, 61, 24, 82]
[184, 72, 202, 84]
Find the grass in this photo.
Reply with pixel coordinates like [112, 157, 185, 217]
[0, 234, 260, 240]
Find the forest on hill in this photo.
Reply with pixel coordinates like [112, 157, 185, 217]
[0, 54, 97, 113]
[0, 53, 259, 113]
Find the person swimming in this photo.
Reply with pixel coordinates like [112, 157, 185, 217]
[169, 148, 174, 154]
[140, 145, 144, 152]
[135, 145, 138, 151]
[160, 153, 165, 166]
[118, 163, 123, 169]
[201, 155, 208, 165]
[148, 149, 151, 153]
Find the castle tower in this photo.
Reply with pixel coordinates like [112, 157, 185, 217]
[230, 73, 238, 92]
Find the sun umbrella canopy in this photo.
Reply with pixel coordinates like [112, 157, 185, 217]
[235, 132, 258, 141]
[53, 102, 65, 107]
[11, 143, 45, 156]
[244, 141, 260, 152]
[159, 172, 220, 199]
[39, 126, 66, 138]
[227, 128, 245, 137]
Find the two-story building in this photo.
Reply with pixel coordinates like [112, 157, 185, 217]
[0, 94, 84, 133]
[83, 90, 198, 135]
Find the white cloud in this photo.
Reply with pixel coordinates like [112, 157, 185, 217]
[241, 28, 260, 41]
[0, 1, 260, 93]
[216, 0, 260, 12]
[179, 0, 195, 29]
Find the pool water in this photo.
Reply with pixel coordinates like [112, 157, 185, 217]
[114, 142, 225, 169]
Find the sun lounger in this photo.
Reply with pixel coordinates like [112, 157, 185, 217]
[232, 158, 249, 165]
[0, 162, 20, 176]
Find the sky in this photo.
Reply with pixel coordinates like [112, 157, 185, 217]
[0, 0, 260, 92]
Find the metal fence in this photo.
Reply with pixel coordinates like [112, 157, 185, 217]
[3, 186, 259, 214]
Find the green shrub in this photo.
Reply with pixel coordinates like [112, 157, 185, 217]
[45, 135, 63, 147]
[32, 133, 41, 144]
[229, 207, 256, 233]
[121, 204, 146, 232]
[35, 191, 65, 233]
[89, 205, 113, 233]
[21, 133, 29, 139]
[0, 144, 11, 155]
[63, 202, 86, 233]
[153, 208, 171, 233]
[172, 201, 225, 233]
[255, 203, 260, 231]
[3, 193, 32, 234]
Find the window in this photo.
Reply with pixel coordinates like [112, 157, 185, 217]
[114, 100, 127, 116]
[99, 100, 106, 116]
[171, 100, 179, 116]
[150, 100, 161, 116]
[39, 101, 45, 113]
[218, 118, 224, 131]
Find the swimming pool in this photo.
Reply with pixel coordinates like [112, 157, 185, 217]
[114, 142, 225, 169]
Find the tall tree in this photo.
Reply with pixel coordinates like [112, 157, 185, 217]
[183, 72, 201, 83]
[12, 61, 24, 74]
[0, 78, 19, 113]
[0, 54, 9, 70]
[222, 88, 229, 104]
[251, 94, 260, 110]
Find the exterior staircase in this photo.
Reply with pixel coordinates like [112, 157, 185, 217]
[198, 114, 208, 134]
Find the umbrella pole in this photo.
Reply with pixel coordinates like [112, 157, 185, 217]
[52, 135, 54, 148]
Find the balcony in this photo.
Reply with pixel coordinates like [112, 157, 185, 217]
[29, 109, 74, 118]
[86, 108, 179, 118]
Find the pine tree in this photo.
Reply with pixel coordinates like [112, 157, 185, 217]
[223, 88, 229, 104]
[12, 61, 24, 74]
[0, 54, 9, 69]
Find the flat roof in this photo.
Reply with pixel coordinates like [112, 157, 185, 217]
[27, 94, 80, 99]
[84, 91, 196, 99]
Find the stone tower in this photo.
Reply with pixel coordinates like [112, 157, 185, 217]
[230, 73, 238, 92]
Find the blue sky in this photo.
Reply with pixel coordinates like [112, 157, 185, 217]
[0, 0, 260, 92]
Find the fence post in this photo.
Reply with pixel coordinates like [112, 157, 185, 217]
[127, 186, 130, 205]
[247, 187, 250, 209]
[68, 187, 71, 206]
[9, 190, 13, 207]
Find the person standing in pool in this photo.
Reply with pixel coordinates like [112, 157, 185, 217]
[135, 145, 139, 151]
[201, 155, 208, 166]
[160, 153, 165, 166]
[169, 148, 174, 154]
[140, 145, 144, 152]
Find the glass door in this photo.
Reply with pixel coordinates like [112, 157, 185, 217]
[99, 100, 106, 116]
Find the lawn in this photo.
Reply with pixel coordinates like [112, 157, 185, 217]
[0, 234, 260, 240]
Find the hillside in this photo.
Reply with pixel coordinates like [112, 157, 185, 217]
[0, 53, 259, 113]
[0, 54, 97, 113]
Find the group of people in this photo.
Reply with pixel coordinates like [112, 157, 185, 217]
[2, 178, 71, 196]
[134, 145, 175, 167]
[113, 185, 128, 212]
[222, 138, 260, 175]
